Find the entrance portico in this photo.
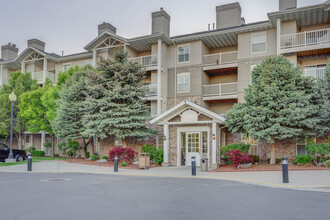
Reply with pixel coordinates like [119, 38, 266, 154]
[150, 100, 226, 169]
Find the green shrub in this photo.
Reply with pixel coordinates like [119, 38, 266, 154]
[250, 155, 259, 163]
[306, 141, 330, 165]
[102, 156, 109, 160]
[26, 146, 36, 153]
[141, 144, 163, 165]
[57, 140, 82, 157]
[294, 154, 312, 164]
[54, 154, 59, 157]
[32, 151, 45, 157]
[220, 143, 250, 160]
[44, 141, 52, 149]
[120, 162, 128, 167]
[86, 152, 90, 158]
[91, 155, 100, 161]
[326, 162, 330, 167]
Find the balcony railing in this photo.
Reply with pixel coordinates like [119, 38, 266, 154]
[203, 51, 238, 67]
[304, 66, 326, 80]
[32, 71, 55, 84]
[143, 84, 157, 97]
[280, 28, 330, 49]
[203, 82, 238, 97]
[128, 54, 158, 68]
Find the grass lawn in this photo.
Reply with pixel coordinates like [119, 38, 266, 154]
[0, 156, 66, 167]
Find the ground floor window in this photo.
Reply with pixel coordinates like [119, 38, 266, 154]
[25, 135, 31, 143]
[296, 133, 315, 156]
[242, 134, 258, 155]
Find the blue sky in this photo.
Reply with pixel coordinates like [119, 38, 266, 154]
[0, 0, 324, 56]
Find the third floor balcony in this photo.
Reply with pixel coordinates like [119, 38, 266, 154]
[202, 51, 238, 71]
[128, 54, 158, 71]
[280, 28, 330, 54]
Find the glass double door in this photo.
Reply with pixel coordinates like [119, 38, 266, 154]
[183, 132, 208, 167]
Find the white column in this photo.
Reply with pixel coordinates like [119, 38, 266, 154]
[41, 131, 46, 152]
[276, 18, 281, 56]
[43, 58, 47, 85]
[157, 39, 162, 115]
[163, 123, 169, 166]
[92, 50, 97, 67]
[123, 44, 127, 53]
[21, 62, 25, 73]
[212, 122, 217, 164]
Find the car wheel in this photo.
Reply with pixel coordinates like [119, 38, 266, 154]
[16, 155, 24, 162]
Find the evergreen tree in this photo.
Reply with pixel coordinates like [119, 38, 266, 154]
[0, 71, 38, 148]
[52, 68, 93, 157]
[82, 48, 154, 147]
[312, 60, 330, 136]
[226, 56, 319, 164]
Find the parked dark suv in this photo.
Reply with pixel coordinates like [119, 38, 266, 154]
[0, 143, 27, 162]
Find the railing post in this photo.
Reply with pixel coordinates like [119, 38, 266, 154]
[219, 53, 222, 65]
[140, 56, 143, 65]
[219, 83, 221, 96]
[304, 31, 307, 46]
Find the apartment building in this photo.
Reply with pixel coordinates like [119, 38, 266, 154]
[0, 0, 329, 167]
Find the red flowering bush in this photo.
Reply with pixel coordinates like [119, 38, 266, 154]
[109, 147, 136, 163]
[225, 150, 254, 168]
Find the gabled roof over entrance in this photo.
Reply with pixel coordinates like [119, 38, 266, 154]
[150, 100, 226, 125]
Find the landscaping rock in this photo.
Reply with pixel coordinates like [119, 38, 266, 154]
[96, 159, 107, 163]
[86, 158, 93, 161]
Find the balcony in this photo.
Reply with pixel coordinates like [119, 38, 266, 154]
[32, 71, 55, 84]
[203, 82, 238, 101]
[128, 54, 158, 71]
[143, 84, 158, 100]
[280, 28, 330, 54]
[304, 66, 326, 80]
[203, 51, 238, 71]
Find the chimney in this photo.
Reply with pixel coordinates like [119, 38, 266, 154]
[152, 7, 170, 36]
[1, 43, 19, 60]
[98, 22, 117, 36]
[279, 0, 297, 11]
[216, 2, 242, 29]
[28, 39, 45, 51]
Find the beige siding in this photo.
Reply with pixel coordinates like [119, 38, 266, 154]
[281, 20, 297, 35]
[209, 74, 237, 84]
[209, 103, 234, 114]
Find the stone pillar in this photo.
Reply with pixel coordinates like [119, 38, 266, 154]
[276, 18, 281, 56]
[157, 39, 162, 115]
[92, 50, 97, 67]
[163, 123, 169, 166]
[211, 122, 218, 168]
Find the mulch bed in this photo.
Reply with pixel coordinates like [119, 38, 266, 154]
[64, 158, 161, 170]
[211, 164, 330, 172]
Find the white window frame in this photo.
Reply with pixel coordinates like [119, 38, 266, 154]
[62, 64, 71, 72]
[251, 32, 267, 54]
[177, 72, 190, 93]
[177, 44, 190, 64]
[241, 134, 259, 156]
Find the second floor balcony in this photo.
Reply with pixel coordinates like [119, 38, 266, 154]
[32, 71, 55, 84]
[304, 66, 326, 80]
[128, 54, 158, 71]
[280, 28, 330, 53]
[203, 82, 238, 101]
[142, 84, 158, 100]
[203, 51, 238, 71]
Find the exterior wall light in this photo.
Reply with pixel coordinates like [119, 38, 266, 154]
[212, 133, 216, 140]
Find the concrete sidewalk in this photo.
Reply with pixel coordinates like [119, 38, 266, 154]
[1, 160, 330, 192]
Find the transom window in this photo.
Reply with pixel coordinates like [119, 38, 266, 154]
[178, 45, 190, 63]
[242, 134, 258, 155]
[251, 32, 266, 53]
[177, 72, 190, 93]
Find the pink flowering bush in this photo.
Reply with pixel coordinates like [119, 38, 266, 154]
[225, 150, 254, 168]
[109, 147, 136, 163]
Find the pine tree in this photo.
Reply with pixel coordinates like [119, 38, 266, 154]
[52, 66, 94, 157]
[82, 48, 155, 147]
[226, 56, 319, 164]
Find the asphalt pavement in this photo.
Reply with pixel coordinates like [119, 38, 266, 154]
[0, 172, 329, 220]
